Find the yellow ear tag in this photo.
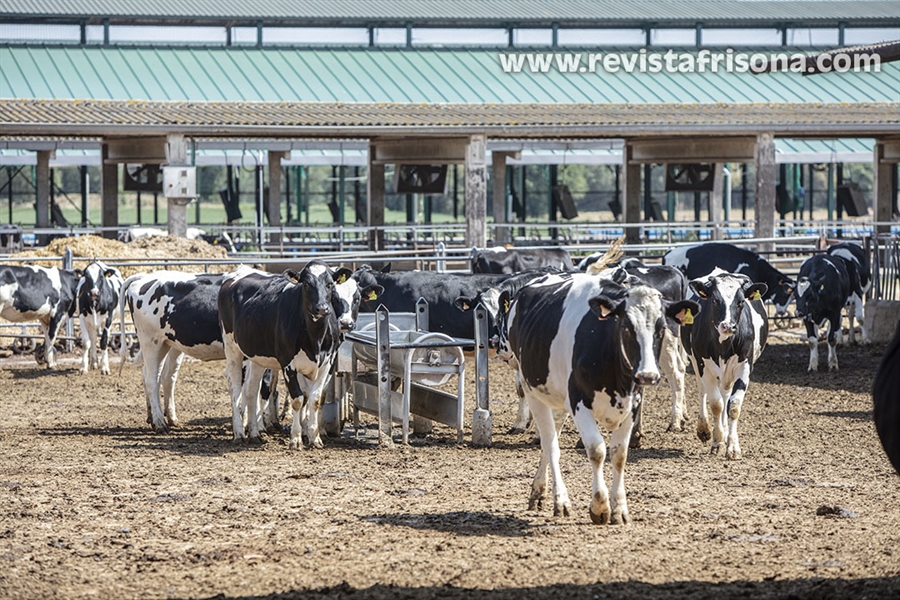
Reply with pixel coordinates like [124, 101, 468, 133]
[336, 273, 348, 284]
[819, 284, 825, 291]
[750, 290, 762, 301]
[503, 299, 510, 313]
[682, 309, 694, 325]
[367, 290, 378, 301]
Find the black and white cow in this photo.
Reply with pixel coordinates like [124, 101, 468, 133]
[120, 268, 376, 434]
[795, 254, 852, 372]
[681, 269, 769, 459]
[504, 271, 697, 524]
[873, 321, 900, 474]
[218, 262, 343, 448]
[353, 265, 518, 340]
[826, 241, 870, 344]
[471, 247, 574, 274]
[75, 261, 123, 375]
[0, 264, 78, 369]
[664, 242, 795, 315]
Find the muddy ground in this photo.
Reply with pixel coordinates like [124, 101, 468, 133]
[0, 333, 898, 600]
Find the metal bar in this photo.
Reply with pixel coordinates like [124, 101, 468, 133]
[471, 302, 492, 447]
[376, 305, 393, 448]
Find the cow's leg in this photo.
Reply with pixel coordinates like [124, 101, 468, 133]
[690, 356, 712, 443]
[283, 368, 306, 450]
[222, 337, 247, 442]
[702, 372, 726, 455]
[607, 405, 634, 525]
[158, 348, 184, 428]
[528, 396, 570, 517]
[629, 392, 643, 449]
[572, 402, 610, 524]
[241, 363, 266, 442]
[98, 316, 112, 375]
[260, 370, 280, 433]
[79, 315, 92, 374]
[806, 319, 819, 372]
[302, 363, 335, 449]
[725, 363, 751, 460]
[850, 295, 868, 344]
[510, 394, 531, 435]
[141, 342, 170, 433]
[662, 332, 687, 433]
[827, 315, 840, 371]
[43, 313, 66, 370]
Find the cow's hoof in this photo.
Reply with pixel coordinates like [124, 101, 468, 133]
[231, 435, 246, 445]
[527, 491, 544, 511]
[589, 507, 609, 525]
[628, 432, 643, 449]
[309, 437, 324, 450]
[248, 434, 267, 445]
[165, 418, 180, 429]
[507, 426, 527, 435]
[808, 366, 818, 373]
[666, 419, 686, 433]
[152, 423, 170, 435]
[609, 509, 630, 525]
[696, 424, 711, 443]
[289, 437, 303, 450]
[553, 500, 572, 517]
[710, 442, 724, 455]
[726, 448, 742, 460]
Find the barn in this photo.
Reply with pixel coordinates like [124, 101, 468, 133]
[1, 1, 900, 598]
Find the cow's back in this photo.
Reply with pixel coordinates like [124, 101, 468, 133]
[874, 322, 900, 474]
[0, 265, 70, 321]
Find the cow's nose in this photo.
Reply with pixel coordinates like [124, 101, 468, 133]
[634, 371, 660, 385]
[342, 320, 356, 332]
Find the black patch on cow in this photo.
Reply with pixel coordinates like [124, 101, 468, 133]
[153, 275, 225, 349]
[507, 278, 569, 389]
[472, 248, 574, 274]
[796, 254, 849, 347]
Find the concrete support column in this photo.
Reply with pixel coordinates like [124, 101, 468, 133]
[268, 150, 286, 244]
[622, 142, 641, 244]
[465, 134, 487, 248]
[101, 143, 119, 240]
[710, 162, 723, 240]
[491, 151, 511, 244]
[165, 134, 189, 238]
[35, 151, 52, 241]
[367, 144, 385, 251]
[873, 142, 894, 235]
[755, 133, 776, 253]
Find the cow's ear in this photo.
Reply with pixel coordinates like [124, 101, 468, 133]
[667, 300, 700, 326]
[104, 268, 117, 278]
[74, 268, 84, 278]
[784, 284, 794, 295]
[380, 263, 392, 274]
[332, 267, 352, 285]
[284, 269, 302, 284]
[589, 294, 625, 320]
[744, 283, 767, 302]
[454, 296, 476, 312]
[362, 284, 383, 303]
[498, 290, 512, 316]
[689, 280, 710, 300]
[611, 267, 628, 284]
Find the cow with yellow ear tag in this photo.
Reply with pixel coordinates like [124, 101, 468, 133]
[681, 269, 769, 460]
[795, 254, 853, 372]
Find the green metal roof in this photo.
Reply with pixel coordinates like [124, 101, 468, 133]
[1, 0, 897, 27]
[2, 45, 898, 104]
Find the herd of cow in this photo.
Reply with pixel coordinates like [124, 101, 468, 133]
[0, 240, 896, 525]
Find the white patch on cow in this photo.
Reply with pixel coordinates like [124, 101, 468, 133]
[797, 280, 811, 298]
[487, 246, 507, 253]
[308, 263, 328, 278]
[224, 265, 267, 282]
[663, 245, 695, 270]
[623, 286, 664, 383]
[830, 248, 857, 266]
[734, 262, 750, 274]
[334, 278, 359, 329]
[636, 267, 650, 275]
[748, 300, 766, 362]
[479, 287, 502, 319]
[714, 276, 744, 342]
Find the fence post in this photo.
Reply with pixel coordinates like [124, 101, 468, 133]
[436, 241, 446, 273]
[376, 305, 394, 448]
[413, 297, 433, 435]
[63, 248, 74, 353]
[471, 303, 492, 447]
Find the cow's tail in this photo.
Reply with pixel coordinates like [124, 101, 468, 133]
[585, 235, 625, 275]
[117, 273, 146, 372]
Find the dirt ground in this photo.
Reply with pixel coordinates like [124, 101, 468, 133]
[0, 332, 898, 600]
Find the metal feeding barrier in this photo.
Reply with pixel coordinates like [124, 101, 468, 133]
[339, 298, 491, 446]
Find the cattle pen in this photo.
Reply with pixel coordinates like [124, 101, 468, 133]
[2, 0, 900, 598]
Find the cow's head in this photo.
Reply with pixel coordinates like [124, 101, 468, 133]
[589, 282, 699, 386]
[793, 276, 824, 319]
[772, 275, 795, 315]
[454, 286, 504, 345]
[76, 261, 120, 310]
[690, 273, 767, 343]
[331, 267, 383, 332]
[284, 261, 335, 322]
